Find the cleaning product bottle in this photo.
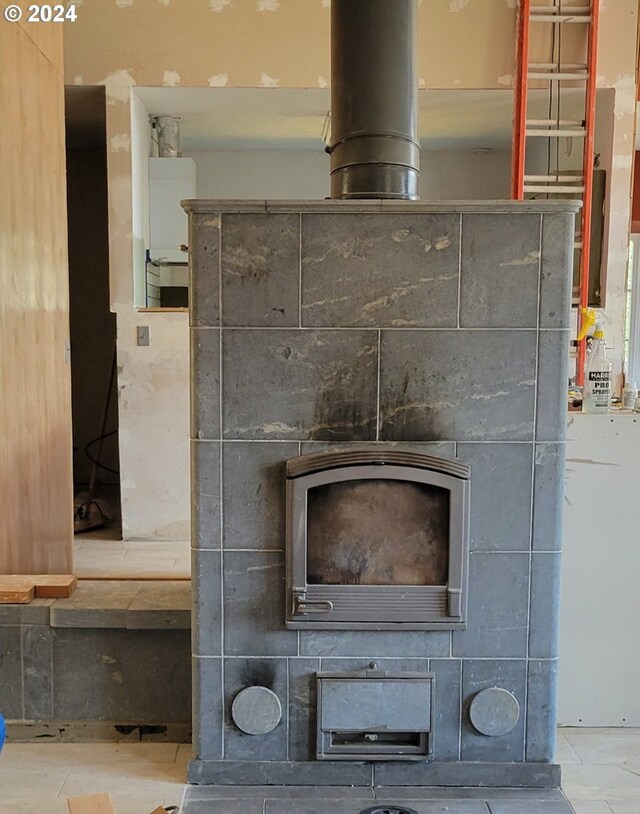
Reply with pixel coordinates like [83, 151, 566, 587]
[582, 322, 612, 414]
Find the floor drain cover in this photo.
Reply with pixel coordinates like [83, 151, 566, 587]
[360, 808, 420, 814]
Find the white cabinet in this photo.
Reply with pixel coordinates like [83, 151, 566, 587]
[148, 157, 195, 264]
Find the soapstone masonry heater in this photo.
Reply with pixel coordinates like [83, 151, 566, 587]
[185, 0, 578, 790]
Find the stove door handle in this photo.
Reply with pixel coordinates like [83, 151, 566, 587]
[293, 591, 333, 614]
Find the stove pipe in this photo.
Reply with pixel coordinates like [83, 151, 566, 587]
[329, 0, 420, 200]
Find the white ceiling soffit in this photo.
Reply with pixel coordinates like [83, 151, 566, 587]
[135, 86, 595, 153]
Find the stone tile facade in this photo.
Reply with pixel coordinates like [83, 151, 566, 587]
[186, 200, 579, 787]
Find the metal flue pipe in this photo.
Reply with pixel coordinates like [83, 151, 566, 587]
[329, 0, 420, 200]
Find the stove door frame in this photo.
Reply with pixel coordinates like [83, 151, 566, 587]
[285, 450, 470, 631]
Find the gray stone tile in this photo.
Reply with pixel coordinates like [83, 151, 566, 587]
[52, 628, 191, 722]
[186, 786, 374, 800]
[526, 659, 559, 764]
[184, 800, 263, 814]
[301, 213, 460, 328]
[461, 659, 527, 762]
[222, 329, 378, 440]
[0, 625, 23, 717]
[223, 441, 298, 550]
[192, 656, 223, 760]
[49, 581, 141, 629]
[320, 657, 431, 673]
[127, 581, 191, 630]
[460, 213, 541, 328]
[22, 624, 52, 719]
[539, 215, 575, 330]
[300, 440, 457, 457]
[192, 440, 221, 550]
[533, 443, 566, 551]
[458, 443, 533, 552]
[223, 551, 297, 656]
[0, 601, 51, 626]
[188, 759, 373, 786]
[20, 599, 54, 625]
[223, 657, 288, 760]
[430, 658, 462, 760]
[189, 212, 220, 328]
[222, 213, 300, 327]
[375, 789, 566, 801]
[191, 328, 221, 440]
[529, 553, 561, 659]
[300, 630, 450, 658]
[536, 331, 570, 442]
[452, 553, 529, 658]
[379, 331, 537, 442]
[192, 548, 222, 656]
[0, 605, 22, 625]
[488, 803, 572, 814]
[374, 761, 560, 787]
[288, 657, 320, 761]
[266, 803, 489, 814]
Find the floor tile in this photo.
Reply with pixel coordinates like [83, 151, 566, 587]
[562, 764, 640, 800]
[563, 729, 640, 766]
[487, 803, 573, 813]
[556, 731, 582, 765]
[263, 803, 489, 814]
[568, 803, 614, 814]
[607, 801, 640, 814]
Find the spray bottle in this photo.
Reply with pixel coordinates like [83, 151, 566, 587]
[582, 318, 612, 414]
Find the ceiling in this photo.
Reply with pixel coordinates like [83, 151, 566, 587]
[135, 86, 595, 153]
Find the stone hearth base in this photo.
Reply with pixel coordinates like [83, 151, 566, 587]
[182, 784, 573, 813]
[188, 760, 561, 788]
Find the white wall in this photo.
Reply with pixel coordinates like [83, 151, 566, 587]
[130, 92, 151, 309]
[421, 148, 512, 200]
[187, 147, 513, 202]
[188, 149, 329, 200]
[558, 413, 640, 726]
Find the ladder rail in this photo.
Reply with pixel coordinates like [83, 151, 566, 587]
[512, 0, 600, 388]
[576, 0, 600, 386]
[511, 0, 531, 200]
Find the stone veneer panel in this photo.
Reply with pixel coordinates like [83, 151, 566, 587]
[186, 200, 579, 788]
[222, 329, 378, 440]
[301, 213, 460, 327]
[222, 213, 300, 327]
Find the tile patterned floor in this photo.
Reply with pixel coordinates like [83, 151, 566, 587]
[0, 729, 638, 814]
[74, 538, 190, 579]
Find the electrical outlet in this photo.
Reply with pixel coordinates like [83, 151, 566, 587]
[137, 326, 150, 346]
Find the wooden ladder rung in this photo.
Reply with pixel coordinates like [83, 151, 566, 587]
[528, 71, 589, 81]
[531, 13, 592, 24]
[524, 184, 586, 193]
[525, 174, 585, 183]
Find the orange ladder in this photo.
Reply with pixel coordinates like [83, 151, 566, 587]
[511, 0, 600, 385]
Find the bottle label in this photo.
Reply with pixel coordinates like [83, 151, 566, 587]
[588, 371, 611, 406]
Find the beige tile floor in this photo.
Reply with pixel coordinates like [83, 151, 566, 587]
[74, 538, 190, 579]
[0, 730, 639, 813]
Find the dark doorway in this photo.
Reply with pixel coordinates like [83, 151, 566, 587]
[65, 86, 121, 537]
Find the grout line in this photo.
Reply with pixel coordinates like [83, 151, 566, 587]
[192, 325, 558, 332]
[298, 213, 302, 328]
[458, 658, 463, 761]
[285, 657, 290, 761]
[218, 221, 225, 758]
[457, 213, 463, 329]
[376, 330, 381, 440]
[523, 213, 545, 761]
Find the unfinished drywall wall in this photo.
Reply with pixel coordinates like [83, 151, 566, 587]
[559, 414, 640, 727]
[63, 0, 639, 540]
[1, 22, 73, 572]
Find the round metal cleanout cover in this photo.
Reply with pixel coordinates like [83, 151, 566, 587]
[469, 686, 520, 737]
[360, 807, 420, 814]
[231, 686, 282, 735]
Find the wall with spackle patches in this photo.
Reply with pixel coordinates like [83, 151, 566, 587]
[63, 0, 639, 540]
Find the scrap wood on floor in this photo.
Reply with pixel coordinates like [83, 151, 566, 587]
[0, 574, 77, 603]
[67, 793, 174, 814]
